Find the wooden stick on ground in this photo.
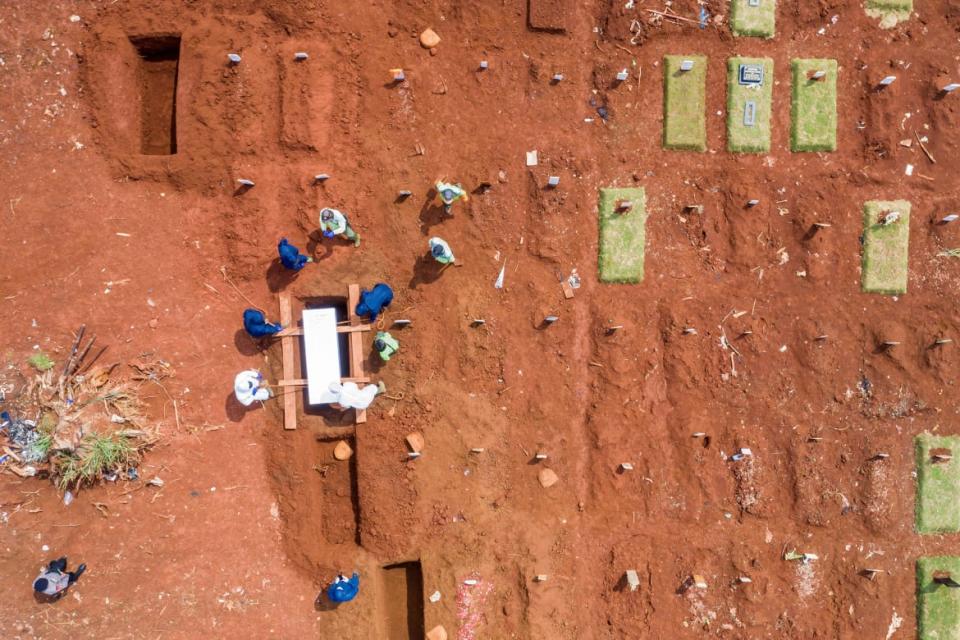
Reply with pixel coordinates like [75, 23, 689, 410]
[915, 131, 936, 164]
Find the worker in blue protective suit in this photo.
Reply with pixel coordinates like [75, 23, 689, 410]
[355, 283, 393, 322]
[277, 238, 312, 271]
[327, 572, 360, 604]
[243, 308, 282, 338]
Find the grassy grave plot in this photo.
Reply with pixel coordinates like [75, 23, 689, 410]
[917, 557, 960, 639]
[866, 0, 912, 28]
[731, 0, 776, 38]
[916, 434, 960, 533]
[791, 59, 837, 152]
[862, 200, 910, 295]
[663, 55, 707, 152]
[599, 187, 647, 284]
[727, 57, 774, 153]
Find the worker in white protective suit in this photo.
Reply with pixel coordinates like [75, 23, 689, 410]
[328, 380, 385, 411]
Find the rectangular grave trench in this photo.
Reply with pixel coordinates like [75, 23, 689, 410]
[381, 561, 425, 640]
[316, 436, 360, 545]
[130, 35, 180, 155]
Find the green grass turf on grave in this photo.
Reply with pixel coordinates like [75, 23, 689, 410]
[663, 55, 707, 152]
[865, 0, 912, 28]
[916, 434, 960, 533]
[727, 57, 774, 153]
[861, 200, 910, 295]
[917, 557, 960, 639]
[731, 0, 776, 38]
[790, 59, 837, 152]
[598, 188, 647, 284]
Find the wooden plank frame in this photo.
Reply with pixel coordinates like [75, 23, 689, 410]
[347, 284, 368, 424]
[278, 291, 297, 430]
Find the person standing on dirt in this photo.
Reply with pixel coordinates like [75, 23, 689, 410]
[355, 283, 393, 322]
[234, 369, 273, 406]
[243, 308, 283, 339]
[319, 208, 361, 247]
[435, 179, 468, 214]
[428, 237, 455, 265]
[326, 572, 360, 604]
[33, 557, 85, 600]
[328, 381, 385, 411]
[374, 331, 399, 361]
[277, 238, 313, 271]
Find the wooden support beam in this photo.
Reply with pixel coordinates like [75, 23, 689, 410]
[279, 376, 369, 387]
[279, 292, 297, 430]
[347, 284, 367, 424]
[275, 323, 371, 338]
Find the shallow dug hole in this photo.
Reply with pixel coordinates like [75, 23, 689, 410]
[129, 35, 180, 155]
[381, 561, 425, 639]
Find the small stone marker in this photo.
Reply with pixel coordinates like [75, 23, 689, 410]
[463, 579, 478, 586]
[227, 53, 241, 64]
[738, 64, 764, 86]
[736, 576, 752, 584]
[813, 222, 831, 229]
[534, 574, 549, 582]
[809, 70, 826, 81]
[406, 432, 425, 453]
[390, 68, 405, 82]
[747, 199, 760, 207]
[616, 200, 634, 213]
[562, 281, 575, 299]
[470, 447, 485, 454]
[625, 570, 640, 592]
[680, 60, 695, 72]
[815, 334, 828, 341]
[392, 319, 412, 327]
[731, 447, 752, 461]
[538, 468, 559, 488]
[314, 173, 330, 182]
[547, 176, 560, 187]
[294, 52, 308, 61]
[873, 452, 891, 460]
[743, 101, 757, 127]
[940, 214, 959, 224]
[619, 462, 634, 472]
[420, 28, 441, 49]
[552, 73, 564, 82]
[526, 150, 538, 166]
[882, 211, 901, 225]
[398, 190, 412, 198]
[748, 0, 760, 6]
[535, 452, 548, 461]
[807, 436, 823, 443]
[237, 178, 255, 187]
[479, 60, 489, 70]
[426, 625, 449, 640]
[544, 315, 559, 324]
[934, 571, 960, 588]
[333, 440, 353, 460]
[930, 448, 953, 464]
[680, 575, 707, 592]
[861, 568, 883, 580]
[471, 319, 486, 326]
[682, 327, 697, 335]
[879, 75, 897, 87]
[935, 338, 953, 345]
[429, 590, 441, 603]
[943, 83, 960, 93]
[408, 451, 422, 459]
[616, 68, 629, 82]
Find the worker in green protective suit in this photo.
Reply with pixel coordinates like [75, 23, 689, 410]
[374, 331, 399, 361]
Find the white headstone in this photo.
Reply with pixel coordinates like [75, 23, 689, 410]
[526, 150, 538, 166]
[479, 60, 489, 70]
[747, 199, 760, 207]
[619, 462, 634, 471]
[880, 75, 897, 86]
[552, 73, 564, 82]
[625, 570, 640, 591]
[314, 173, 330, 182]
[944, 83, 960, 92]
[393, 69, 405, 82]
[227, 53, 242, 64]
[294, 52, 309, 60]
[547, 176, 560, 187]
[680, 60, 695, 72]
[237, 178, 255, 186]
[811, 70, 826, 80]
[942, 214, 959, 223]
[616, 69, 629, 81]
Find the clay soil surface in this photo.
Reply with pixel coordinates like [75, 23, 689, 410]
[2, 0, 960, 638]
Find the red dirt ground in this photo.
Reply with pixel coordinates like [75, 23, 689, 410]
[2, 0, 960, 638]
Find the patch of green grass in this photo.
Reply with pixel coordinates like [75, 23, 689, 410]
[731, 0, 776, 38]
[663, 55, 707, 152]
[917, 556, 960, 639]
[599, 187, 647, 283]
[55, 432, 137, 490]
[866, 0, 912, 28]
[27, 352, 54, 372]
[862, 200, 910, 295]
[916, 434, 960, 533]
[727, 57, 773, 153]
[791, 59, 837, 152]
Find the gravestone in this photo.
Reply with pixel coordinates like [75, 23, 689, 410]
[743, 101, 757, 126]
[739, 63, 764, 86]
